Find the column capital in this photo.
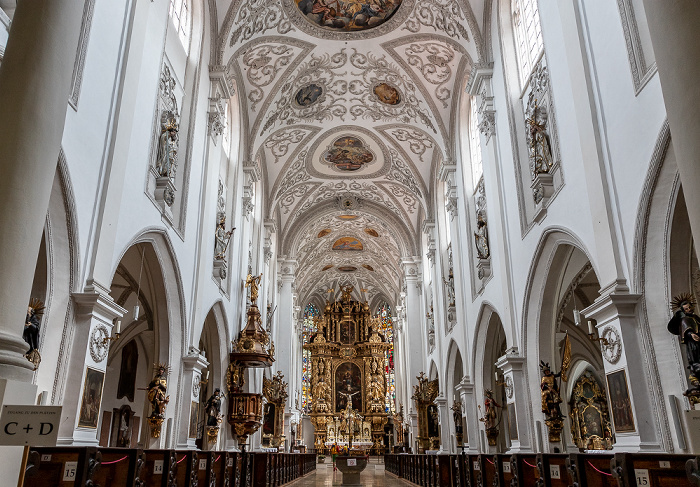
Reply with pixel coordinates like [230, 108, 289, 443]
[437, 159, 457, 183]
[455, 376, 474, 394]
[581, 292, 641, 326]
[400, 258, 421, 280]
[72, 290, 127, 323]
[495, 349, 525, 374]
[466, 62, 494, 95]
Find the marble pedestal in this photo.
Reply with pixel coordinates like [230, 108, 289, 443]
[336, 456, 368, 485]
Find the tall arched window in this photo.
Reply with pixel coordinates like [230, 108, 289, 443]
[301, 303, 320, 413]
[375, 303, 396, 414]
[512, 0, 543, 85]
[468, 97, 483, 191]
[168, 0, 191, 52]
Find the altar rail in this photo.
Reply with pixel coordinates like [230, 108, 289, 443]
[21, 447, 315, 487]
[386, 452, 700, 487]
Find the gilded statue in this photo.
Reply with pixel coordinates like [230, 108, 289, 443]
[23, 298, 44, 369]
[479, 389, 500, 431]
[668, 293, 700, 404]
[540, 361, 564, 420]
[245, 273, 263, 303]
[313, 377, 331, 412]
[368, 374, 384, 404]
[147, 364, 170, 419]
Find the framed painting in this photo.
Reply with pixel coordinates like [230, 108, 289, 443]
[606, 369, 635, 433]
[188, 401, 199, 438]
[507, 402, 518, 440]
[78, 367, 105, 429]
[335, 361, 362, 412]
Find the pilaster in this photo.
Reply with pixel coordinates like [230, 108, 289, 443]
[175, 353, 209, 449]
[496, 351, 533, 453]
[455, 377, 480, 454]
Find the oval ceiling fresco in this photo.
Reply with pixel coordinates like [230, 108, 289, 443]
[294, 0, 403, 33]
[332, 236, 364, 251]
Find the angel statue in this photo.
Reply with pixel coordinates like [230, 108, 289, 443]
[24, 298, 44, 369]
[156, 111, 179, 179]
[668, 293, 700, 403]
[245, 273, 263, 303]
[214, 215, 235, 261]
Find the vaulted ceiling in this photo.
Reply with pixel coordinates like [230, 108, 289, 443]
[211, 0, 490, 305]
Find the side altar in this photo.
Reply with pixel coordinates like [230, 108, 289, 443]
[304, 285, 391, 452]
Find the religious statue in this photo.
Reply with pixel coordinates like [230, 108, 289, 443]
[668, 293, 700, 404]
[214, 215, 234, 261]
[540, 361, 565, 442]
[156, 111, 179, 179]
[474, 215, 490, 259]
[313, 377, 331, 413]
[368, 374, 384, 405]
[526, 98, 553, 177]
[205, 389, 224, 427]
[147, 364, 170, 419]
[443, 268, 456, 307]
[479, 389, 501, 446]
[540, 361, 564, 420]
[23, 298, 44, 369]
[245, 273, 263, 303]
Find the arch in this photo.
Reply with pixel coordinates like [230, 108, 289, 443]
[630, 120, 679, 451]
[445, 340, 465, 453]
[45, 151, 81, 404]
[428, 361, 438, 382]
[471, 301, 512, 377]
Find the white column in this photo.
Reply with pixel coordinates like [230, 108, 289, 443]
[276, 259, 297, 445]
[436, 396, 450, 453]
[0, 0, 85, 383]
[641, 0, 700, 258]
[58, 293, 126, 445]
[401, 257, 425, 445]
[456, 377, 479, 454]
[496, 353, 532, 453]
[175, 353, 208, 449]
[582, 295, 662, 451]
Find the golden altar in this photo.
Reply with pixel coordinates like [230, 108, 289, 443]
[304, 285, 391, 452]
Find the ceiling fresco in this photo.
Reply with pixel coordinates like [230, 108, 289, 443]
[213, 0, 489, 304]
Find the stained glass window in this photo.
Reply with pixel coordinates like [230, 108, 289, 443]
[301, 303, 320, 413]
[375, 303, 396, 414]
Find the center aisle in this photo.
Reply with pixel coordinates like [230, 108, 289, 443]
[289, 458, 413, 486]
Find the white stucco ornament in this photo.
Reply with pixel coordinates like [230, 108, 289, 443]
[600, 326, 622, 364]
[89, 324, 110, 363]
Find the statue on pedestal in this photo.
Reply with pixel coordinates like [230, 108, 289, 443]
[668, 293, 700, 405]
[156, 111, 179, 179]
[245, 273, 263, 303]
[214, 215, 234, 261]
[479, 389, 501, 446]
[147, 363, 170, 438]
[540, 361, 565, 442]
[23, 298, 44, 370]
[205, 389, 224, 427]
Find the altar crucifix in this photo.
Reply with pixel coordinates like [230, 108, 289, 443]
[339, 402, 363, 449]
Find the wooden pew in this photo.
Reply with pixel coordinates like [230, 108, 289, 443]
[495, 454, 514, 487]
[89, 447, 142, 486]
[139, 450, 177, 487]
[480, 454, 498, 486]
[611, 453, 696, 487]
[23, 447, 100, 487]
[566, 453, 616, 487]
[535, 454, 568, 487]
[173, 450, 199, 487]
[510, 454, 541, 487]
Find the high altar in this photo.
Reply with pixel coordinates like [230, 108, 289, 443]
[304, 285, 391, 451]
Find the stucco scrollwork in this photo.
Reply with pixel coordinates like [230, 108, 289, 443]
[264, 128, 307, 163]
[389, 127, 434, 162]
[600, 326, 622, 365]
[229, 0, 294, 47]
[402, 0, 469, 40]
[404, 42, 455, 108]
[243, 44, 295, 111]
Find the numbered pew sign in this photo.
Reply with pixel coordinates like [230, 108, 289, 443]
[0, 405, 62, 446]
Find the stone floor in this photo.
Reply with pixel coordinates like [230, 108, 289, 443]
[288, 460, 412, 486]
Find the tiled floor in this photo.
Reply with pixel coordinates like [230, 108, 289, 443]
[288, 460, 412, 486]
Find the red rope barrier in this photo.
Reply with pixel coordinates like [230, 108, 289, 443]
[176, 455, 187, 464]
[523, 459, 537, 468]
[102, 455, 128, 465]
[587, 460, 613, 477]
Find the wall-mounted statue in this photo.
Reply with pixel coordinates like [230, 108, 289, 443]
[146, 363, 170, 438]
[668, 293, 700, 405]
[525, 98, 553, 177]
[443, 268, 455, 307]
[540, 361, 565, 442]
[214, 214, 235, 261]
[24, 298, 44, 370]
[156, 111, 179, 179]
[205, 388, 224, 427]
[474, 215, 489, 259]
[479, 389, 501, 446]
